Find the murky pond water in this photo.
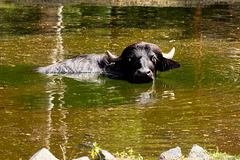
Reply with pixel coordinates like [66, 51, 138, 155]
[0, 1, 240, 159]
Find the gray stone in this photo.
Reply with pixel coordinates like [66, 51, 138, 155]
[158, 146, 181, 160]
[73, 156, 90, 160]
[30, 148, 58, 160]
[96, 150, 115, 160]
[188, 144, 210, 160]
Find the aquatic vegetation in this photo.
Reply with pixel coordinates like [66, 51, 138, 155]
[91, 142, 103, 160]
[209, 147, 240, 160]
[114, 148, 143, 160]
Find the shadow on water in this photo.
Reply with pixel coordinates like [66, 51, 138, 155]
[0, 1, 240, 159]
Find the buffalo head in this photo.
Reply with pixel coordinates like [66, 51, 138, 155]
[106, 42, 180, 83]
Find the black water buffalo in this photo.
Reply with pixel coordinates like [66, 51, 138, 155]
[37, 42, 180, 83]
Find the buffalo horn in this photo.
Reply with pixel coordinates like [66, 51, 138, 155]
[106, 50, 120, 62]
[162, 47, 175, 59]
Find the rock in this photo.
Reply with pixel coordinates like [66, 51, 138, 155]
[95, 150, 115, 160]
[73, 156, 90, 160]
[30, 148, 58, 160]
[158, 146, 181, 160]
[188, 144, 210, 160]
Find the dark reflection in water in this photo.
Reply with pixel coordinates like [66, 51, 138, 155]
[0, 1, 240, 160]
[40, 73, 179, 107]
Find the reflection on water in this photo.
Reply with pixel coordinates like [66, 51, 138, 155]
[4, 0, 240, 7]
[44, 5, 68, 160]
[0, 1, 240, 160]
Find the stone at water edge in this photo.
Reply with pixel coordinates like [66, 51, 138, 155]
[158, 146, 182, 160]
[96, 150, 116, 160]
[188, 144, 210, 160]
[29, 148, 58, 160]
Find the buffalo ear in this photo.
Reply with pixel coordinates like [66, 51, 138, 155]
[157, 58, 180, 72]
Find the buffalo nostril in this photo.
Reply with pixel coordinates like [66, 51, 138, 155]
[137, 70, 142, 75]
[136, 69, 152, 76]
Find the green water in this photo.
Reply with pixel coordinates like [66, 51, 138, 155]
[0, 2, 240, 159]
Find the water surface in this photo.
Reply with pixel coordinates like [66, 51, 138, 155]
[0, 1, 240, 159]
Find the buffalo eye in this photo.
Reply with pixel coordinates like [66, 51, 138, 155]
[150, 56, 157, 64]
[127, 56, 133, 62]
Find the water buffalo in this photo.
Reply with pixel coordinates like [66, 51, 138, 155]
[37, 42, 180, 83]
